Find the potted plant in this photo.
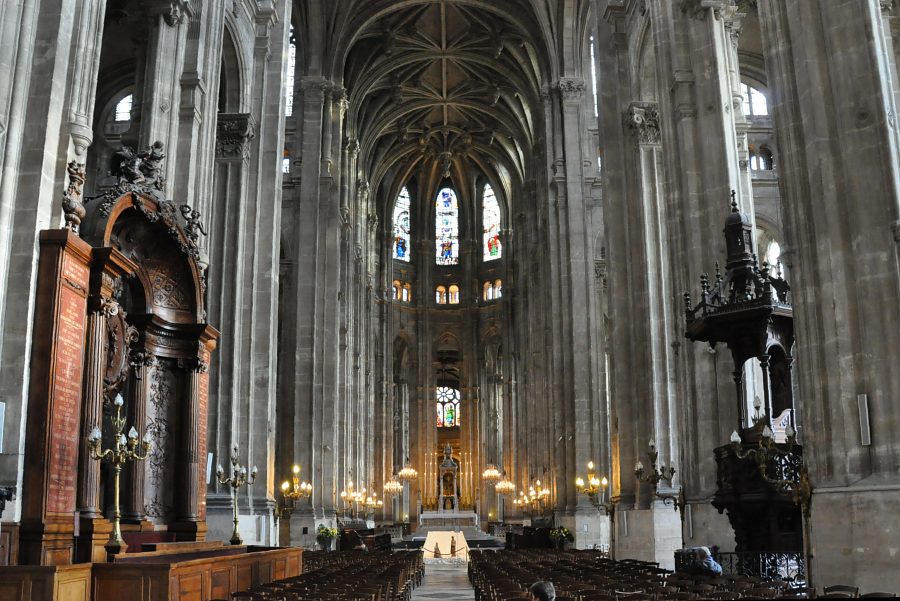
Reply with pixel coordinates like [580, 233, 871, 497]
[549, 527, 573, 550]
[316, 524, 339, 551]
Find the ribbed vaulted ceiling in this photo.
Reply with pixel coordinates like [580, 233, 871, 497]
[342, 0, 549, 194]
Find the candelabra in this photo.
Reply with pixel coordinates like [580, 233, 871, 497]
[634, 443, 685, 548]
[728, 425, 810, 510]
[383, 476, 403, 524]
[87, 393, 151, 556]
[339, 481, 368, 519]
[277, 464, 312, 524]
[634, 441, 676, 485]
[576, 461, 615, 558]
[216, 446, 257, 545]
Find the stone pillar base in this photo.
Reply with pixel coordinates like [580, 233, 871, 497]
[809, 486, 900, 593]
[614, 502, 681, 569]
[289, 509, 331, 549]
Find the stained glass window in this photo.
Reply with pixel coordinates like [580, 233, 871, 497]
[448, 284, 460, 304]
[482, 184, 502, 261]
[393, 186, 412, 262]
[435, 188, 459, 265]
[436, 386, 461, 428]
[436, 286, 447, 304]
[285, 26, 296, 117]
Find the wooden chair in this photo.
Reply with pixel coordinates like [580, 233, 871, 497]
[824, 585, 860, 598]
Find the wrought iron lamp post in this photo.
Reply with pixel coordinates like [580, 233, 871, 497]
[87, 393, 151, 557]
[216, 445, 257, 545]
[635, 442, 685, 548]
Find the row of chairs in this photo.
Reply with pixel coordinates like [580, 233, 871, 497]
[673, 571, 896, 599]
[469, 549, 896, 601]
[469, 549, 673, 601]
[219, 549, 424, 601]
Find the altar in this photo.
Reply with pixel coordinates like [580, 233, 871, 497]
[418, 510, 480, 528]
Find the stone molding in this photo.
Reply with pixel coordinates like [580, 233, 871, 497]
[215, 113, 256, 160]
[624, 101, 661, 145]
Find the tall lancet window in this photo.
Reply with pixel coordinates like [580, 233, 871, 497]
[482, 184, 502, 261]
[436, 386, 461, 428]
[392, 186, 411, 261]
[285, 26, 297, 117]
[435, 187, 459, 265]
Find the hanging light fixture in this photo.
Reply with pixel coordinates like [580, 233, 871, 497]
[482, 463, 501, 483]
[384, 476, 403, 495]
[495, 473, 515, 495]
[398, 458, 418, 482]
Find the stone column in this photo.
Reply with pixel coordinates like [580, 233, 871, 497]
[757, 1, 900, 590]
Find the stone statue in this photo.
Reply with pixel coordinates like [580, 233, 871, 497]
[450, 535, 457, 557]
[433, 542, 441, 558]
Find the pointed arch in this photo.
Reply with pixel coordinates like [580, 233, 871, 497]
[392, 185, 412, 261]
[482, 182, 502, 261]
[435, 187, 459, 265]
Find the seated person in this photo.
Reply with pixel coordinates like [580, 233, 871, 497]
[530, 580, 556, 601]
[692, 546, 723, 576]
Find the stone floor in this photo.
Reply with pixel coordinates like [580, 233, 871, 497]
[410, 562, 476, 600]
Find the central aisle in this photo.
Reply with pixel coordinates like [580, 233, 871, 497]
[411, 562, 476, 601]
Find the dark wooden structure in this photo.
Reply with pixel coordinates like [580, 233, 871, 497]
[684, 196, 801, 554]
[16, 143, 219, 566]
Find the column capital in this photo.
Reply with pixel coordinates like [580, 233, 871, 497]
[624, 101, 661, 145]
[215, 113, 256, 161]
[555, 78, 586, 103]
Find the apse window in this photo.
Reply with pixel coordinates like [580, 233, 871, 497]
[282, 150, 291, 173]
[436, 285, 447, 304]
[436, 386, 461, 428]
[742, 83, 768, 116]
[114, 94, 133, 122]
[393, 186, 412, 262]
[435, 187, 459, 265]
[392, 280, 412, 303]
[482, 279, 502, 301]
[482, 184, 502, 261]
[448, 284, 460, 304]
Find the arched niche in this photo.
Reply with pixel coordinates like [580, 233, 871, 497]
[80, 186, 218, 545]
